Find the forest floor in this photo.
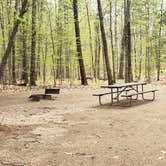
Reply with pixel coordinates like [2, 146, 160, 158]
[0, 83, 166, 166]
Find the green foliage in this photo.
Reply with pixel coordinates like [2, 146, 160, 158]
[0, 0, 165, 84]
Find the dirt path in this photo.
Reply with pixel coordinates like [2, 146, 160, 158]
[0, 85, 166, 166]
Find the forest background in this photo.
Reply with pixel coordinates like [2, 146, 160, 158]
[0, 0, 165, 86]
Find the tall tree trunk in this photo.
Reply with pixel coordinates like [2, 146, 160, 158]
[110, 1, 116, 83]
[94, 22, 101, 80]
[7, 0, 12, 85]
[0, 0, 28, 82]
[48, 6, 56, 86]
[94, 22, 101, 81]
[21, 20, 28, 84]
[57, 0, 64, 84]
[145, 1, 150, 82]
[114, 0, 119, 72]
[118, 28, 125, 79]
[118, 3, 125, 79]
[0, 0, 6, 54]
[133, 27, 137, 79]
[12, 0, 19, 84]
[124, 0, 133, 82]
[12, 44, 16, 84]
[138, 25, 143, 80]
[73, 0, 88, 85]
[97, 0, 113, 85]
[157, 0, 163, 81]
[30, 0, 37, 86]
[64, 5, 70, 79]
[36, 0, 43, 79]
[85, 0, 95, 78]
[42, 36, 47, 85]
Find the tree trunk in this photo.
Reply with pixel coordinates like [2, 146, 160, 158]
[42, 36, 47, 85]
[110, 1, 116, 83]
[12, 0, 19, 84]
[85, 0, 95, 78]
[124, 0, 133, 83]
[97, 0, 113, 85]
[94, 22, 101, 80]
[138, 25, 143, 80]
[30, 0, 37, 86]
[114, 0, 119, 72]
[118, 28, 125, 79]
[157, 0, 163, 81]
[21, 20, 28, 84]
[133, 27, 137, 79]
[0, 0, 28, 82]
[73, 0, 88, 85]
[145, 1, 150, 82]
[0, 0, 6, 54]
[48, 6, 56, 86]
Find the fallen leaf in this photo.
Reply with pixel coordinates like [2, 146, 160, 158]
[161, 151, 166, 154]
[158, 156, 164, 160]
[64, 152, 73, 156]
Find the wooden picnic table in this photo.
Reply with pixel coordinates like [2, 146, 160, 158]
[93, 82, 158, 106]
[101, 81, 147, 89]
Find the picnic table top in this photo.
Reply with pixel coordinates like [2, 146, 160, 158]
[101, 82, 147, 89]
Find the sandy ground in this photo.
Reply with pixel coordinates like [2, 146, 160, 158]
[0, 85, 166, 166]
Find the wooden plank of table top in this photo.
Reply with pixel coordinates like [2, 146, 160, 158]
[101, 82, 147, 88]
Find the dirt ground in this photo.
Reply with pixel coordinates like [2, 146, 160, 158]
[0, 84, 166, 166]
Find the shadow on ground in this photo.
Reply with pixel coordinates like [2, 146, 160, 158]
[92, 99, 154, 110]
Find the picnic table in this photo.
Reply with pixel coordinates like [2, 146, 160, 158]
[93, 82, 158, 106]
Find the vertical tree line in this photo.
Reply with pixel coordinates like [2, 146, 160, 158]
[0, 0, 165, 85]
[73, 0, 88, 85]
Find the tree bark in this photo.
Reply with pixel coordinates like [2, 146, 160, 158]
[21, 20, 28, 84]
[145, 1, 150, 82]
[118, 3, 125, 79]
[138, 25, 143, 80]
[73, 0, 88, 85]
[97, 0, 113, 85]
[12, 0, 19, 84]
[0, 0, 28, 82]
[157, 0, 163, 81]
[124, 0, 133, 82]
[114, 0, 119, 72]
[118, 28, 125, 79]
[94, 22, 101, 80]
[48, 6, 56, 86]
[0, 0, 6, 54]
[42, 36, 47, 85]
[110, 1, 116, 83]
[85, 0, 95, 78]
[30, 0, 37, 86]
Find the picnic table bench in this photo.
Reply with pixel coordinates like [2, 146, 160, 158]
[93, 82, 158, 106]
[93, 88, 132, 105]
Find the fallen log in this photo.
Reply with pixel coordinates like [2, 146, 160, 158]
[29, 94, 52, 101]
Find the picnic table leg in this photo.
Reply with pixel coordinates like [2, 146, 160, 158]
[136, 85, 139, 99]
[129, 96, 132, 106]
[116, 88, 120, 105]
[141, 84, 152, 100]
[141, 84, 156, 101]
[99, 96, 102, 105]
[141, 84, 144, 100]
[142, 91, 156, 101]
[134, 85, 139, 100]
[110, 88, 113, 105]
[151, 91, 156, 101]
